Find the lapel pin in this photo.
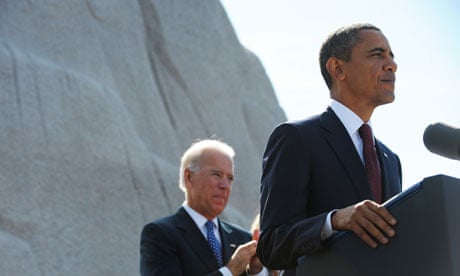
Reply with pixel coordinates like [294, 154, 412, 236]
[229, 244, 236, 248]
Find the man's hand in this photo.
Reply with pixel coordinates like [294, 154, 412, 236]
[247, 250, 263, 274]
[227, 240, 262, 275]
[332, 200, 397, 248]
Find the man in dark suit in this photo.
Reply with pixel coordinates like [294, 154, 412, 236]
[140, 139, 266, 276]
[257, 23, 403, 275]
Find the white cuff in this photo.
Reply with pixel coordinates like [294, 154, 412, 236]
[247, 266, 269, 276]
[219, 266, 232, 276]
[321, 210, 338, 240]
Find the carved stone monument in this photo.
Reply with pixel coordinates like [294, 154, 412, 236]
[0, 0, 285, 274]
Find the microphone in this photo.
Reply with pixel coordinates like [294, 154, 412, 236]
[423, 123, 460, 161]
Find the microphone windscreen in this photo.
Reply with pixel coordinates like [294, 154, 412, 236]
[423, 123, 460, 161]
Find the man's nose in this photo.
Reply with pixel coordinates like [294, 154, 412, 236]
[219, 179, 232, 189]
[385, 59, 397, 72]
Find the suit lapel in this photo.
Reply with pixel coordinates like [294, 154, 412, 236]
[175, 208, 219, 271]
[320, 108, 373, 200]
[219, 220, 236, 264]
[375, 140, 400, 201]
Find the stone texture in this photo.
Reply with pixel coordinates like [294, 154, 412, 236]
[0, 0, 285, 275]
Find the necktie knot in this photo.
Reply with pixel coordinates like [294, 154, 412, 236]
[359, 123, 374, 145]
[205, 220, 214, 232]
[206, 220, 223, 267]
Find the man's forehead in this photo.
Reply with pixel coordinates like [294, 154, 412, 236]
[202, 163, 234, 173]
[355, 30, 392, 51]
[360, 29, 389, 43]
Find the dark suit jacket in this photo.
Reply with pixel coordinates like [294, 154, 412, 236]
[257, 108, 402, 274]
[140, 207, 252, 276]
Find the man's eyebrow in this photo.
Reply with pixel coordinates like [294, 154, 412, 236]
[368, 47, 394, 57]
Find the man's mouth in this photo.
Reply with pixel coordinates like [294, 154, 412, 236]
[381, 74, 396, 83]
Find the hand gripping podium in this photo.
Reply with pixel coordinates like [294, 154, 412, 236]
[296, 174, 460, 276]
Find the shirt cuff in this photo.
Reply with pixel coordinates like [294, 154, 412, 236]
[248, 266, 269, 276]
[221, 266, 269, 276]
[321, 210, 338, 241]
[219, 266, 232, 276]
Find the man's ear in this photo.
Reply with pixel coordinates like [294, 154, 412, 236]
[184, 168, 193, 187]
[326, 57, 346, 81]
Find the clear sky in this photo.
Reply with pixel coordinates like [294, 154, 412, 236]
[221, 0, 460, 189]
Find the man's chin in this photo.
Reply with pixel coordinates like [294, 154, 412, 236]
[379, 91, 395, 105]
[212, 200, 228, 211]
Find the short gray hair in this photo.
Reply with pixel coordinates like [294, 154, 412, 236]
[178, 139, 235, 192]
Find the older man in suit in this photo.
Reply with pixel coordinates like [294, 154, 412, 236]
[257, 23, 403, 275]
[140, 139, 266, 276]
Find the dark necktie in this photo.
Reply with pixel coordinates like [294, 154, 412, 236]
[205, 220, 223, 267]
[359, 123, 382, 203]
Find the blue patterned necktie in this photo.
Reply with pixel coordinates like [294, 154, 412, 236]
[205, 220, 223, 267]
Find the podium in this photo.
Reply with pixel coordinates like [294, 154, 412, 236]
[296, 174, 460, 276]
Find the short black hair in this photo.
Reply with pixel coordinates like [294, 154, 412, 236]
[319, 23, 381, 90]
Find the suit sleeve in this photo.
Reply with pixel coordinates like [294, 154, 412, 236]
[257, 124, 327, 270]
[140, 222, 185, 276]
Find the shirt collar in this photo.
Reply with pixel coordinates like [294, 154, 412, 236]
[182, 202, 219, 229]
[330, 99, 371, 137]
